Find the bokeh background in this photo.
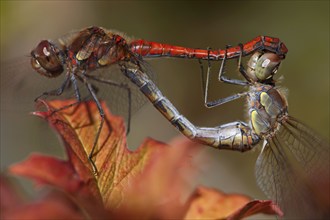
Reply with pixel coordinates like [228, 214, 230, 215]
[1, 1, 329, 218]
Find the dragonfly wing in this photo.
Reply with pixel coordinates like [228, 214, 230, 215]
[82, 61, 157, 124]
[255, 117, 329, 219]
[282, 116, 329, 176]
[2, 55, 156, 131]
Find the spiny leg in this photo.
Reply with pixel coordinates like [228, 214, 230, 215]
[218, 45, 249, 86]
[205, 92, 248, 108]
[85, 74, 132, 134]
[76, 74, 100, 94]
[51, 74, 83, 113]
[35, 74, 83, 116]
[203, 48, 212, 107]
[198, 58, 206, 102]
[82, 76, 105, 176]
[199, 47, 211, 104]
[237, 43, 252, 82]
[34, 74, 71, 101]
[70, 74, 82, 101]
[202, 47, 248, 108]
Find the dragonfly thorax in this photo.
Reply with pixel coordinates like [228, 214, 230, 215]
[31, 27, 138, 78]
[248, 84, 288, 138]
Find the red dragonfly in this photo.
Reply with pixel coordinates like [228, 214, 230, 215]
[29, 26, 288, 171]
[28, 27, 328, 219]
[30, 26, 288, 154]
[131, 35, 287, 60]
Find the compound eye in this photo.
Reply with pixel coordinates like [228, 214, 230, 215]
[31, 40, 63, 77]
[255, 53, 281, 81]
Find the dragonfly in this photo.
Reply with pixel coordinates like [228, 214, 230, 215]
[120, 50, 329, 219]
[124, 42, 329, 219]
[30, 26, 285, 168]
[130, 35, 287, 60]
[30, 26, 328, 218]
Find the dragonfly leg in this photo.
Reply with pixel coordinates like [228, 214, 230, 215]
[217, 45, 250, 86]
[198, 58, 207, 102]
[201, 47, 248, 108]
[237, 43, 253, 82]
[82, 77, 105, 176]
[34, 74, 71, 101]
[199, 48, 212, 105]
[205, 92, 248, 108]
[70, 74, 82, 101]
[85, 74, 132, 134]
[35, 74, 83, 115]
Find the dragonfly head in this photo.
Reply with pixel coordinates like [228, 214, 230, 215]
[246, 52, 282, 83]
[31, 40, 65, 78]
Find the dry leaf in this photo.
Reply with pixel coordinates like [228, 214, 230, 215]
[6, 100, 282, 219]
[9, 100, 200, 218]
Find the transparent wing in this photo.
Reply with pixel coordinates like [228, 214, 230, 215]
[1, 56, 155, 129]
[1, 57, 66, 109]
[255, 116, 329, 219]
[82, 61, 155, 121]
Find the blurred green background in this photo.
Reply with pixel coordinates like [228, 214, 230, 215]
[1, 1, 329, 217]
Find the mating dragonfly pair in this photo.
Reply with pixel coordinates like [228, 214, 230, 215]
[30, 26, 329, 219]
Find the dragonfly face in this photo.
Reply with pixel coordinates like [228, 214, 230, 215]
[246, 52, 282, 82]
[30, 40, 65, 78]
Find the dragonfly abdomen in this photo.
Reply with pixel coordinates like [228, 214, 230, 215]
[121, 65, 260, 151]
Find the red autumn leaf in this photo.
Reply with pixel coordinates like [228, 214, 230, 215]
[0, 175, 24, 213]
[227, 199, 283, 220]
[184, 186, 250, 219]
[7, 100, 283, 219]
[115, 137, 201, 219]
[184, 186, 283, 220]
[8, 153, 106, 218]
[9, 100, 201, 218]
[0, 175, 86, 219]
[9, 154, 84, 193]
